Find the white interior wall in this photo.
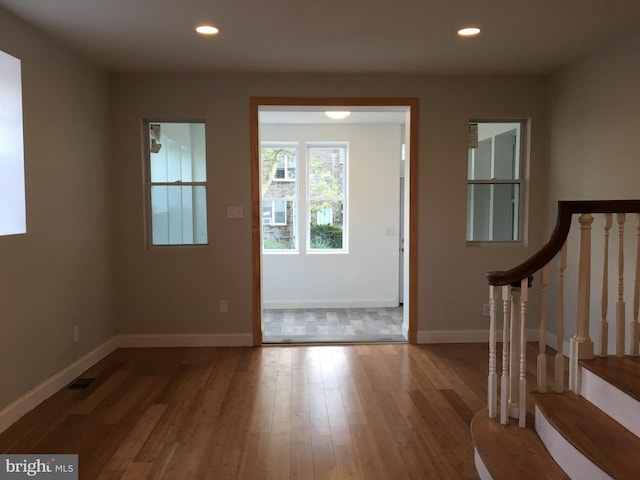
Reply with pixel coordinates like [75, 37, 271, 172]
[261, 123, 402, 308]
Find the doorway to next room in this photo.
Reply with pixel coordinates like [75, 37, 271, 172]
[250, 98, 418, 345]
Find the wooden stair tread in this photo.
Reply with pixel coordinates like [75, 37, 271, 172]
[580, 356, 640, 402]
[534, 392, 640, 480]
[471, 409, 569, 479]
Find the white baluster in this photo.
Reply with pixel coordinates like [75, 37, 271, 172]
[555, 242, 567, 393]
[537, 266, 549, 393]
[617, 213, 626, 357]
[500, 285, 511, 425]
[601, 213, 612, 357]
[488, 285, 498, 418]
[519, 278, 528, 428]
[631, 214, 640, 357]
[509, 287, 521, 420]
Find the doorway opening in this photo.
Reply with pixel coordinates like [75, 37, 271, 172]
[250, 98, 418, 345]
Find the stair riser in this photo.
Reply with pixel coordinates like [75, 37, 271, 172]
[534, 405, 612, 480]
[580, 367, 640, 438]
[473, 449, 493, 480]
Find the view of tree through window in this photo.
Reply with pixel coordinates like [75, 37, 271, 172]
[261, 145, 298, 250]
[260, 142, 348, 252]
[308, 145, 346, 250]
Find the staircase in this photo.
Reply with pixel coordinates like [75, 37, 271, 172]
[472, 355, 640, 479]
[473, 200, 640, 479]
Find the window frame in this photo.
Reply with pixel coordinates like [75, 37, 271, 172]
[306, 142, 349, 253]
[144, 119, 208, 248]
[273, 152, 297, 182]
[262, 199, 288, 226]
[260, 142, 299, 252]
[466, 119, 527, 245]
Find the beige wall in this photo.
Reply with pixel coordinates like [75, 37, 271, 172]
[549, 29, 640, 204]
[0, 9, 113, 409]
[110, 73, 549, 336]
[547, 29, 640, 349]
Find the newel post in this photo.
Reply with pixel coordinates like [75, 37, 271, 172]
[570, 213, 595, 392]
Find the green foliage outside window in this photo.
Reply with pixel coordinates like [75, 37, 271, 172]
[310, 223, 342, 249]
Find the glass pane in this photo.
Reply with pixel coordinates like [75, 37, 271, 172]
[149, 122, 206, 183]
[273, 200, 287, 224]
[0, 50, 26, 236]
[261, 145, 297, 251]
[309, 200, 343, 250]
[262, 202, 274, 225]
[150, 185, 207, 245]
[262, 146, 297, 186]
[468, 122, 520, 180]
[309, 146, 345, 198]
[467, 184, 519, 241]
[262, 199, 296, 250]
[469, 138, 491, 180]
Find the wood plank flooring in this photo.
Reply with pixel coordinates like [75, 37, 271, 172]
[0, 343, 498, 479]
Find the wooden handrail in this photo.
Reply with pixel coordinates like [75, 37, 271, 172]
[487, 200, 640, 286]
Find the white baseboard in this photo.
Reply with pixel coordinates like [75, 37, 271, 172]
[417, 328, 540, 344]
[116, 333, 253, 348]
[0, 337, 118, 434]
[263, 300, 399, 309]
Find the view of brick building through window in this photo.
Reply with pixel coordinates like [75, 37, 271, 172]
[261, 143, 347, 251]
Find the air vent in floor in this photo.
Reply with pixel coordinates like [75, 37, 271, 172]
[67, 378, 94, 390]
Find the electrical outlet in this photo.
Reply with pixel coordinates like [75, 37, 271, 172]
[482, 304, 490, 317]
[73, 326, 80, 342]
[219, 300, 228, 313]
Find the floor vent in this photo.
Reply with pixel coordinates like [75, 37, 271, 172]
[67, 378, 94, 390]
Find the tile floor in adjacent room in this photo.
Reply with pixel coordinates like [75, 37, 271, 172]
[262, 306, 406, 343]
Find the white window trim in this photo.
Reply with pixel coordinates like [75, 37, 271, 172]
[306, 142, 348, 252]
[261, 142, 299, 252]
[466, 120, 526, 245]
[145, 120, 208, 247]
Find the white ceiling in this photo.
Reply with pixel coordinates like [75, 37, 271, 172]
[1, 0, 640, 75]
[260, 107, 408, 125]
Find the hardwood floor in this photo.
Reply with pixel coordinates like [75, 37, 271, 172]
[0, 343, 495, 479]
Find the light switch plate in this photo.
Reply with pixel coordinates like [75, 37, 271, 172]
[226, 206, 244, 219]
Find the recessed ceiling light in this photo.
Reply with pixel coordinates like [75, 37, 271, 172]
[196, 25, 219, 36]
[458, 27, 480, 37]
[325, 111, 351, 120]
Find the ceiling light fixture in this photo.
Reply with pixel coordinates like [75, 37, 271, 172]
[196, 25, 219, 36]
[325, 111, 351, 120]
[458, 27, 480, 37]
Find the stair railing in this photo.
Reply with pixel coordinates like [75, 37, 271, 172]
[486, 200, 640, 427]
